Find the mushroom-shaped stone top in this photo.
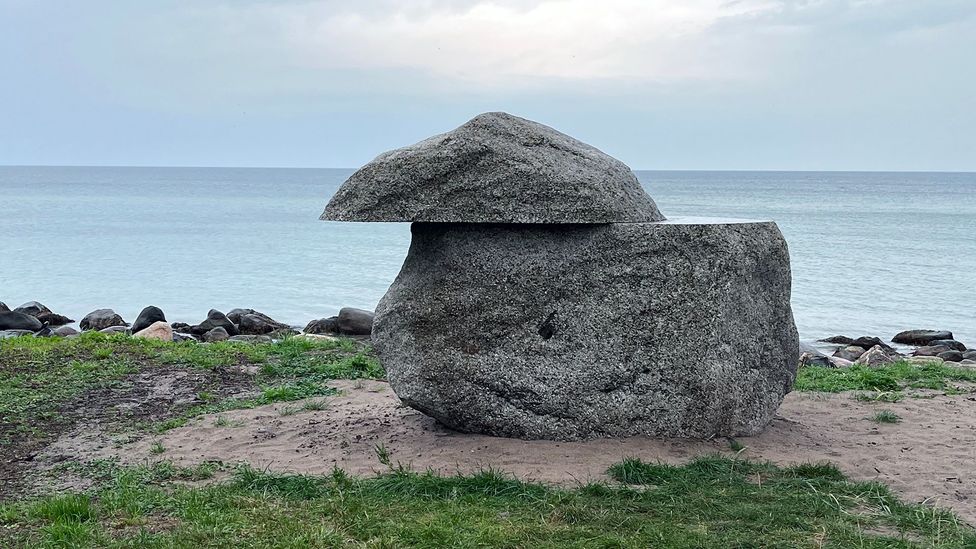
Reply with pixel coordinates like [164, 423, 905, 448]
[321, 112, 665, 223]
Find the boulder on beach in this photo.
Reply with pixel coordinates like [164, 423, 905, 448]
[854, 345, 897, 367]
[204, 326, 229, 342]
[321, 112, 665, 224]
[338, 308, 374, 336]
[226, 308, 254, 325]
[53, 326, 79, 337]
[80, 309, 127, 331]
[133, 321, 173, 342]
[304, 317, 338, 335]
[190, 310, 239, 336]
[913, 345, 950, 357]
[0, 301, 8, 313]
[12, 301, 50, 318]
[239, 312, 289, 335]
[828, 356, 854, 368]
[937, 350, 964, 363]
[819, 335, 854, 345]
[374, 221, 798, 440]
[0, 311, 43, 331]
[964, 350, 976, 361]
[850, 336, 894, 352]
[832, 345, 866, 362]
[892, 329, 953, 346]
[131, 306, 166, 334]
[13, 301, 74, 326]
[929, 339, 966, 352]
[799, 351, 830, 368]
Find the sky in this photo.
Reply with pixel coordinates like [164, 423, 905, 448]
[1, 0, 974, 171]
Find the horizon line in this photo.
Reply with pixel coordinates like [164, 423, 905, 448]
[2, 164, 975, 175]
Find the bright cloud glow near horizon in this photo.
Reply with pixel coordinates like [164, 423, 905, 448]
[1, 0, 974, 170]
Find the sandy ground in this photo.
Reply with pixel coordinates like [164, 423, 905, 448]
[44, 380, 976, 525]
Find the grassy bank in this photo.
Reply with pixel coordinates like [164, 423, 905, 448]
[0, 332, 381, 499]
[795, 360, 976, 401]
[3, 334, 976, 546]
[2, 455, 973, 547]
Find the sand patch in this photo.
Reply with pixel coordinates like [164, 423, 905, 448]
[72, 380, 976, 525]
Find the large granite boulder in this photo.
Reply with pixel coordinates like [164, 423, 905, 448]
[321, 112, 665, 224]
[373, 220, 798, 440]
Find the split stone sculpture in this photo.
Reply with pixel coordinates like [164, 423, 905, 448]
[322, 112, 798, 440]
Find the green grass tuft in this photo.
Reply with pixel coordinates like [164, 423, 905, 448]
[872, 410, 902, 424]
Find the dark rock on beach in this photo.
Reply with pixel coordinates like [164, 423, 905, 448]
[964, 350, 976, 361]
[799, 351, 831, 368]
[374, 221, 798, 440]
[171, 322, 191, 331]
[13, 301, 73, 326]
[938, 350, 964, 362]
[304, 317, 339, 335]
[337, 308, 374, 336]
[929, 339, 966, 352]
[53, 326, 79, 337]
[80, 309, 127, 331]
[0, 311, 43, 331]
[321, 112, 665, 224]
[850, 336, 894, 353]
[226, 308, 254, 325]
[131, 306, 167, 335]
[190, 310, 239, 336]
[204, 326, 230, 342]
[12, 301, 50, 318]
[0, 302, 8, 313]
[892, 329, 953, 346]
[913, 345, 950, 357]
[238, 312, 290, 335]
[832, 345, 866, 362]
[819, 335, 854, 345]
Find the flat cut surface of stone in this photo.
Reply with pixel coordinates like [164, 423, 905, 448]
[373, 220, 798, 440]
[322, 112, 665, 223]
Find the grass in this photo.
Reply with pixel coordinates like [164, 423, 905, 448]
[0, 331, 382, 437]
[795, 360, 976, 400]
[1, 456, 972, 547]
[872, 410, 902, 424]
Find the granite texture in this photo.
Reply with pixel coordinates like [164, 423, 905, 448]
[321, 112, 665, 223]
[373, 220, 799, 440]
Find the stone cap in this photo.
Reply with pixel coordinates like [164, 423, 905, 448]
[321, 112, 666, 223]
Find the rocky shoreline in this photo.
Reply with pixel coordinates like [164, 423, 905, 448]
[3, 300, 974, 371]
[0, 300, 374, 343]
[801, 329, 976, 368]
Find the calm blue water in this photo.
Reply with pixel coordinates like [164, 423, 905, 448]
[1, 167, 973, 344]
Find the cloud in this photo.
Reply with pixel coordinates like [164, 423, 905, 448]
[173, 0, 784, 90]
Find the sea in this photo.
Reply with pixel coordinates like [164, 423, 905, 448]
[1, 166, 973, 345]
